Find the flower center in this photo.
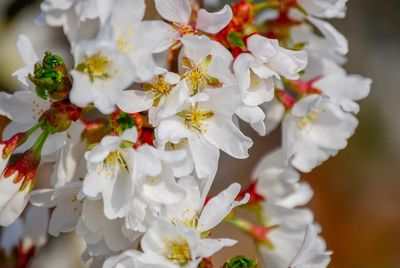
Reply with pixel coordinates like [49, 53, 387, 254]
[173, 22, 196, 36]
[99, 149, 126, 176]
[117, 28, 134, 53]
[181, 55, 222, 94]
[142, 76, 173, 106]
[296, 110, 322, 129]
[178, 104, 214, 133]
[76, 53, 111, 82]
[163, 237, 191, 266]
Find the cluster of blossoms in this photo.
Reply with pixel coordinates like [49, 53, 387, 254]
[0, 0, 371, 267]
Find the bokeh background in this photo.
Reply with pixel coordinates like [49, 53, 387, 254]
[0, 0, 399, 267]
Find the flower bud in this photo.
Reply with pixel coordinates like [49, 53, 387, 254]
[29, 51, 72, 101]
[40, 101, 82, 134]
[223, 256, 258, 268]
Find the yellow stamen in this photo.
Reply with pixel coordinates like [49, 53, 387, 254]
[117, 28, 134, 53]
[181, 56, 222, 94]
[296, 110, 323, 129]
[163, 237, 191, 266]
[99, 149, 127, 176]
[143, 76, 173, 106]
[76, 53, 112, 82]
[173, 22, 196, 36]
[178, 104, 214, 133]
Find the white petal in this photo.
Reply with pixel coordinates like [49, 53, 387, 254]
[196, 5, 233, 34]
[155, 116, 190, 145]
[15, 35, 39, 67]
[154, 0, 191, 24]
[198, 183, 249, 232]
[117, 90, 153, 114]
[196, 238, 237, 258]
[48, 199, 80, 236]
[142, 165, 185, 205]
[0, 91, 50, 124]
[203, 116, 253, 159]
[0, 182, 31, 226]
[236, 105, 266, 136]
[188, 135, 219, 179]
[308, 16, 348, 55]
[233, 53, 253, 93]
[247, 35, 279, 62]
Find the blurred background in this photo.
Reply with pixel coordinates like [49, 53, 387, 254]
[0, 0, 399, 267]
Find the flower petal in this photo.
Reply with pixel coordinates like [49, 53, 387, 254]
[154, 0, 191, 24]
[196, 5, 233, 34]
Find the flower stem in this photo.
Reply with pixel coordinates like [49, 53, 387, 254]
[31, 130, 49, 159]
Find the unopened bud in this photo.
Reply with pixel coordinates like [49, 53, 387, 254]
[40, 101, 81, 134]
[223, 256, 258, 268]
[29, 51, 72, 101]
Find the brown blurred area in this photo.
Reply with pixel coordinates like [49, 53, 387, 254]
[0, 0, 399, 267]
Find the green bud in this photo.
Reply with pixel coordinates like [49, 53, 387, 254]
[223, 256, 258, 268]
[29, 51, 72, 101]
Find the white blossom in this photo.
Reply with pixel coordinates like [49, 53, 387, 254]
[282, 94, 358, 172]
[154, 0, 232, 38]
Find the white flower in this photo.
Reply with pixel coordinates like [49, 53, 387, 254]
[138, 219, 236, 268]
[179, 35, 236, 93]
[136, 179, 248, 268]
[156, 87, 253, 179]
[297, 0, 348, 19]
[154, 0, 232, 37]
[104, 0, 175, 82]
[69, 37, 135, 114]
[30, 181, 83, 236]
[289, 225, 332, 268]
[282, 94, 358, 172]
[166, 176, 249, 233]
[117, 69, 190, 126]
[234, 34, 307, 107]
[83, 128, 187, 231]
[82, 129, 137, 214]
[252, 149, 313, 208]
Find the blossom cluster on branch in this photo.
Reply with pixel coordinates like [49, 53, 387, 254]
[0, 0, 371, 267]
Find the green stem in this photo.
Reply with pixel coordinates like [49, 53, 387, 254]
[20, 120, 44, 145]
[225, 215, 253, 232]
[31, 130, 49, 159]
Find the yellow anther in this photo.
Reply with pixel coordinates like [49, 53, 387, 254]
[99, 149, 127, 176]
[163, 237, 192, 266]
[181, 55, 222, 94]
[173, 22, 196, 36]
[143, 76, 173, 106]
[178, 104, 214, 133]
[296, 110, 322, 129]
[77, 53, 112, 82]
